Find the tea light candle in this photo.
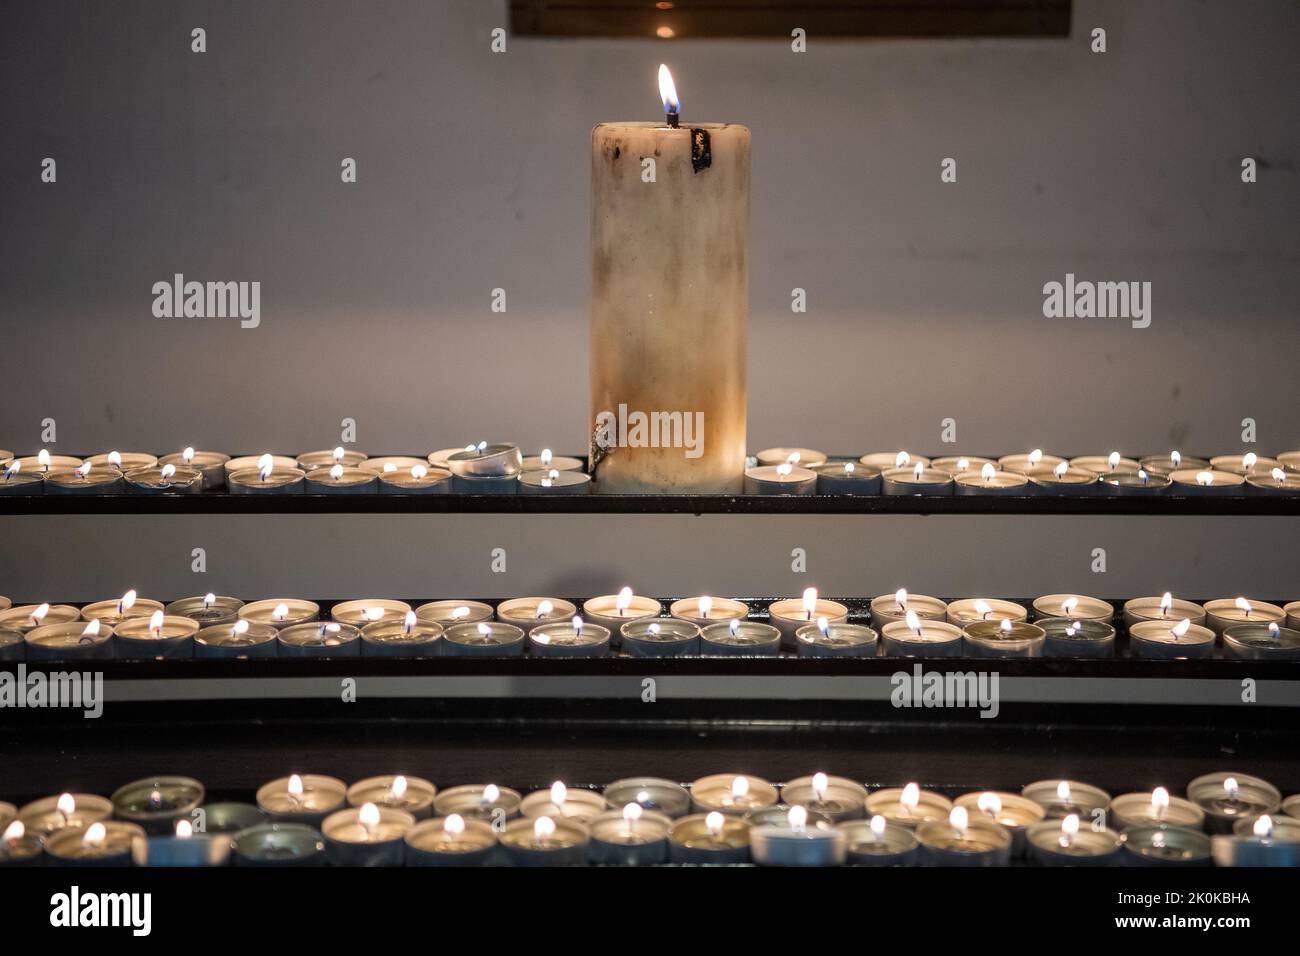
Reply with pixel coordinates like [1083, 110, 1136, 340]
[946, 598, 1028, 626]
[860, 451, 931, 472]
[0, 820, 44, 867]
[239, 598, 320, 629]
[1130, 618, 1216, 659]
[194, 620, 278, 658]
[744, 462, 817, 495]
[1289, 601, 1300, 631]
[46, 821, 146, 867]
[1139, 451, 1208, 477]
[446, 442, 523, 477]
[361, 613, 443, 657]
[1022, 779, 1111, 819]
[588, 805, 672, 865]
[1032, 593, 1114, 622]
[751, 804, 846, 866]
[13, 450, 81, 474]
[88, 451, 158, 473]
[166, 593, 243, 627]
[24, 618, 113, 660]
[917, 807, 1012, 867]
[159, 448, 229, 489]
[1101, 469, 1171, 495]
[620, 618, 701, 657]
[296, 447, 368, 471]
[427, 447, 467, 470]
[602, 777, 691, 818]
[348, 774, 437, 819]
[378, 464, 453, 495]
[768, 588, 848, 646]
[114, 612, 199, 659]
[521, 782, 606, 823]
[0, 628, 21, 661]
[17, 792, 112, 838]
[1026, 814, 1122, 866]
[669, 595, 749, 628]
[1246, 467, 1300, 495]
[1123, 593, 1206, 628]
[782, 773, 867, 823]
[869, 589, 948, 631]
[416, 599, 494, 627]
[1108, 787, 1205, 831]
[124, 463, 203, 494]
[519, 469, 592, 495]
[1037, 617, 1117, 658]
[795, 618, 878, 657]
[700, 619, 781, 656]
[1213, 814, 1300, 867]
[231, 822, 326, 867]
[277, 621, 361, 657]
[322, 803, 415, 866]
[953, 463, 1030, 497]
[362, 455, 429, 474]
[0, 603, 79, 632]
[80, 590, 163, 628]
[961, 619, 1046, 658]
[1223, 622, 1300, 660]
[405, 814, 496, 866]
[582, 588, 662, 642]
[133, 818, 231, 867]
[954, 791, 1045, 859]
[839, 815, 919, 866]
[931, 455, 997, 476]
[497, 597, 578, 631]
[1187, 772, 1281, 833]
[304, 464, 378, 495]
[44, 464, 125, 495]
[256, 773, 348, 826]
[997, 450, 1065, 475]
[881, 461, 954, 496]
[1070, 452, 1140, 475]
[500, 815, 589, 866]
[755, 447, 827, 467]
[1027, 461, 1102, 496]
[434, 783, 523, 822]
[229, 455, 306, 494]
[866, 784, 953, 829]
[1210, 452, 1286, 476]
[668, 812, 751, 863]
[1203, 597, 1285, 636]
[880, 612, 962, 657]
[1283, 793, 1300, 818]
[690, 773, 778, 815]
[110, 776, 205, 834]
[0, 461, 44, 495]
[520, 449, 584, 473]
[331, 599, 412, 627]
[529, 617, 610, 657]
[812, 460, 882, 495]
[442, 621, 525, 657]
[1119, 824, 1211, 867]
[1168, 468, 1245, 495]
[199, 803, 265, 834]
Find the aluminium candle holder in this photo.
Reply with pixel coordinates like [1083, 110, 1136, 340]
[813, 461, 882, 495]
[81, 596, 164, 629]
[869, 592, 947, 631]
[0, 823, 44, 867]
[755, 448, 826, 467]
[331, 598, 413, 627]
[581, 593, 662, 644]
[588, 808, 672, 865]
[1187, 772, 1281, 833]
[1129, 619, 1216, 659]
[0, 628, 21, 661]
[25, 621, 115, 661]
[499, 816, 589, 866]
[528, 620, 611, 658]
[1168, 468, 1245, 495]
[225, 454, 297, 475]
[45, 821, 146, 867]
[961, 620, 1045, 658]
[1027, 465, 1103, 496]
[1223, 622, 1300, 660]
[519, 470, 591, 494]
[621, 618, 701, 657]
[1140, 453, 1209, 477]
[239, 597, 320, 630]
[690, 774, 779, 815]
[17, 793, 113, 838]
[521, 452, 584, 473]
[1107, 790, 1205, 831]
[0, 471, 43, 495]
[946, 598, 1027, 627]
[879, 619, 962, 657]
[347, 775, 437, 820]
[865, 787, 953, 829]
[303, 466, 379, 495]
[231, 823, 326, 867]
[781, 775, 867, 823]
[111, 776, 205, 835]
[132, 828, 231, 867]
[446, 443, 522, 478]
[123, 464, 203, 494]
[1289, 600, 1300, 631]
[360, 619, 444, 657]
[1202, 597, 1285, 636]
[931, 455, 996, 476]
[1120, 824, 1212, 866]
[1032, 593, 1114, 622]
[953, 468, 1029, 497]
[416, 599, 494, 628]
[442, 621, 525, 657]
[1246, 471, 1300, 494]
[1021, 779, 1111, 819]
[1037, 617, 1116, 658]
[433, 784, 523, 822]
[194, 621, 278, 658]
[1025, 818, 1123, 866]
[839, 818, 919, 866]
[795, 621, 878, 657]
[158, 450, 229, 490]
[953, 791, 1044, 859]
[603, 778, 692, 819]
[767, 596, 848, 646]
[1100, 471, 1171, 495]
[861, 452, 931, 471]
[998, 452, 1065, 474]
[296, 448, 369, 471]
[86, 451, 157, 472]
[405, 816, 497, 866]
[1212, 814, 1300, 866]
[198, 802, 265, 834]
[43, 468, 125, 495]
[881, 465, 953, 496]
[1122, 595, 1206, 629]
[256, 774, 348, 827]
[751, 817, 846, 866]
[669, 596, 748, 628]
[11, 453, 82, 473]
[451, 472, 518, 494]
[700, 620, 781, 656]
[668, 814, 751, 864]
[743, 805, 835, 829]
[113, 614, 199, 659]
[165, 594, 244, 627]
[521, 786, 611, 824]
[321, 805, 415, 866]
[377, 466, 452, 494]
[743, 464, 817, 495]
[496, 597, 578, 631]
[916, 814, 1012, 867]
[0, 603, 80, 632]
[277, 622, 361, 657]
[228, 466, 306, 494]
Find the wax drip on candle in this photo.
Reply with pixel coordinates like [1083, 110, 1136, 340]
[533, 815, 556, 848]
[118, 589, 138, 615]
[895, 588, 908, 612]
[906, 609, 922, 637]
[788, 805, 808, 834]
[900, 783, 920, 818]
[287, 774, 304, 807]
[358, 802, 380, 841]
[616, 587, 633, 617]
[1234, 596, 1252, 618]
[1059, 813, 1079, 849]
[623, 802, 641, 838]
[149, 610, 165, 638]
[82, 822, 107, 849]
[977, 792, 1002, 818]
[29, 603, 50, 627]
[80, 619, 100, 644]
[974, 599, 993, 621]
[811, 772, 829, 803]
[802, 587, 818, 621]
[57, 792, 76, 826]
[1151, 786, 1169, 821]
[658, 64, 679, 127]
[175, 819, 193, 839]
[699, 595, 713, 619]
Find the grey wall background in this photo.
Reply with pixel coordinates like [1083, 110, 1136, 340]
[1, 0, 1297, 459]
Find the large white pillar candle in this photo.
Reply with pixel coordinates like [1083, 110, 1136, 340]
[590, 66, 750, 493]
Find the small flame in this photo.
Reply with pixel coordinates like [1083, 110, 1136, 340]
[1234, 596, 1252, 616]
[1224, 777, 1239, 799]
[1000, 618, 1013, 634]
[363, 606, 385, 622]
[1062, 597, 1079, 616]
[974, 599, 993, 619]
[1253, 815, 1273, 839]
[977, 792, 1002, 816]
[533, 816, 556, 843]
[384, 462, 397, 473]
[905, 609, 922, 635]
[1170, 450, 1181, 466]
[1160, 592, 1173, 616]
[77, 461, 92, 478]
[3, 820, 25, 843]
[870, 815, 887, 838]
[81, 619, 100, 637]
[1056, 781, 1071, 803]
[482, 784, 500, 804]
[801, 587, 818, 616]
[82, 822, 107, 847]
[31, 603, 51, 625]
[272, 602, 290, 621]
[1243, 452, 1258, 470]
[540, 449, 553, 467]
[389, 775, 409, 801]
[175, 819, 193, 839]
[476, 622, 491, 637]
[843, 462, 855, 474]
[980, 462, 996, 482]
[287, 774, 304, 799]
[776, 462, 792, 477]
[453, 606, 471, 620]
[895, 588, 908, 611]
[4, 460, 20, 478]
[411, 464, 427, 479]
[108, 451, 122, 469]
[1269, 622, 1281, 639]
[895, 451, 911, 468]
[1171, 618, 1192, 639]
[956, 458, 970, 471]
[327, 463, 343, 481]
[445, 813, 465, 836]
[623, 802, 642, 824]
[698, 595, 713, 619]
[1028, 449, 1043, 466]
[1272, 467, 1286, 483]
[1054, 461, 1068, 478]
[572, 615, 584, 637]
[1196, 470, 1214, 486]
[119, 589, 138, 613]
[900, 782, 920, 812]
[233, 620, 249, 636]
[788, 805, 808, 832]
[1060, 814, 1080, 843]
[912, 461, 924, 481]
[648, 622, 661, 636]
[203, 592, 215, 609]
[550, 781, 567, 808]
[817, 615, 829, 635]
[786, 451, 802, 465]
[949, 806, 969, 834]
[616, 586, 633, 614]
[705, 811, 725, 838]
[148, 609, 165, 634]
[359, 802, 381, 832]
[1107, 451, 1121, 470]
[657, 63, 679, 114]
[257, 453, 273, 477]
[403, 610, 417, 634]
[332, 446, 345, 463]
[38, 449, 51, 470]
[1152, 787, 1169, 814]
[811, 772, 829, 801]
[57, 793, 77, 817]
[183, 446, 195, 463]
[729, 618, 739, 637]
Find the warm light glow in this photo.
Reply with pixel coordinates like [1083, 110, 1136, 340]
[183, 446, 196, 463]
[411, 464, 428, 479]
[1152, 787, 1170, 815]
[801, 587, 818, 616]
[175, 819, 193, 839]
[656, 25, 675, 39]
[977, 792, 1002, 816]
[1053, 461, 1068, 478]
[363, 606, 385, 622]
[949, 806, 969, 834]
[623, 802, 642, 824]
[728, 618, 739, 637]
[1270, 622, 1281, 639]
[81, 619, 100, 637]
[148, 609, 165, 634]
[812, 772, 829, 801]
[119, 589, 138, 613]
[1000, 618, 1013, 634]
[1028, 449, 1043, 466]
[648, 622, 661, 636]
[731, 776, 750, 800]
[57, 793, 77, 817]
[616, 586, 633, 614]
[540, 448, 553, 467]
[1062, 597, 1079, 616]
[1243, 452, 1258, 470]
[108, 451, 122, 469]
[895, 588, 908, 610]
[1160, 592, 1173, 616]
[974, 599, 993, 619]
[705, 812, 725, 838]
[572, 615, 584, 636]
[895, 451, 911, 468]
[1273, 467, 1287, 483]
[1196, 470, 1214, 486]
[699, 595, 713, 619]
[358, 802, 381, 833]
[870, 815, 887, 839]
[1224, 777, 1239, 799]
[786, 451, 802, 465]
[657, 63, 679, 114]
[1253, 815, 1273, 839]
[1060, 813, 1080, 846]
[476, 622, 491, 636]
[482, 784, 500, 804]
[911, 461, 924, 481]
[387, 776, 408, 802]
[4, 460, 19, 478]
[287, 774, 304, 799]
[1171, 618, 1192, 639]
[1107, 451, 1121, 470]
[817, 615, 829, 635]
[980, 462, 996, 482]
[257, 453, 274, 480]
[326, 463, 343, 481]
[1056, 781, 1071, 803]
[3, 820, 24, 843]
[788, 805, 808, 832]
[272, 602, 290, 621]
[233, 619, 249, 636]
[905, 609, 922, 635]
[533, 816, 556, 842]
[38, 449, 51, 470]
[776, 463, 792, 477]
[1234, 596, 1252, 616]
[82, 822, 107, 847]
[30, 603, 50, 625]
[550, 781, 567, 809]
[76, 461, 93, 478]
[445, 814, 465, 836]
[403, 610, 417, 634]
[203, 592, 215, 609]
[956, 458, 970, 471]
[1170, 450, 1181, 466]
[453, 606, 471, 620]
[844, 462, 855, 474]
[901, 782, 920, 811]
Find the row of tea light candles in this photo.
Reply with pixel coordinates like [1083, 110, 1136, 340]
[2, 588, 1298, 661]
[3, 770, 1297, 867]
[3, 445, 1299, 496]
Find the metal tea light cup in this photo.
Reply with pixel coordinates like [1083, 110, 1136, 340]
[133, 824, 231, 866]
[755, 447, 827, 467]
[347, 775, 437, 820]
[953, 467, 1030, 497]
[519, 470, 591, 494]
[520, 785, 607, 824]
[1203, 598, 1286, 637]
[0, 628, 22, 661]
[751, 812, 846, 866]
[743, 464, 818, 495]
[111, 776, 205, 835]
[582, 592, 662, 645]
[0, 469, 43, 496]
[295, 448, 369, 471]
[303, 466, 379, 495]
[1168, 468, 1246, 496]
[1032, 594, 1114, 622]
[1027, 465, 1103, 496]
[195, 621, 278, 658]
[520, 451, 584, 472]
[917, 812, 1012, 867]
[781, 775, 867, 822]
[256, 774, 348, 827]
[18, 793, 113, 839]
[1026, 817, 1123, 866]
[228, 466, 306, 494]
[231, 823, 326, 867]
[166, 594, 244, 627]
[879, 618, 962, 657]
[946, 598, 1027, 627]
[669, 596, 749, 628]
[113, 614, 199, 659]
[869, 592, 948, 631]
[1122, 595, 1206, 629]
[1038, 618, 1117, 658]
[1108, 789, 1205, 831]
[1021, 779, 1111, 820]
[277, 622, 362, 657]
[442, 621, 525, 657]
[81, 595, 165, 628]
[961, 620, 1046, 658]
[881, 465, 954, 496]
[997, 451, 1065, 475]
[45, 821, 146, 867]
[954, 791, 1044, 859]
[331, 598, 412, 627]
[1187, 772, 1281, 834]
[796, 621, 878, 657]
[813, 461, 882, 495]
[86, 451, 158, 473]
[378, 466, 452, 494]
[743, 805, 835, 829]
[588, 807, 672, 865]
[700, 620, 781, 657]
[239, 598, 320, 630]
[0, 604, 80, 633]
[603, 778, 692, 819]
[865, 786, 953, 829]
[621, 618, 701, 658]
[1129, 619, 1216, 660]
[159, 450, 229, 490]
[23, 620, 114, 662]
[839, 817, 919, 866]
[1101, 471, 1172, 495]
[124, 464, 203, 494]
[1288, 601, 1300, 632]
[529, 620, 611, 658]
[322, 805, 415, 866]
[1223, 622, 1300, 660]
[446, 443, 523, 478]
[690, 773, 779, 815]
[416, 599, 494, 628]
[405, 815, 497, 866]
[500, 816, 590, 866]
[0, 823, 44, 867]
[767, 595, 848, 646]
[197, 803, 265, 835]
[451, 472, 519, 494]
[668, 813, 751, 863]
[360, 618, 444, 657]
[433, 784, 523, 822]
[44, 468, 126, 495]
[1120, 824, 1212, 866]
[496, 597, 578, 632]
[1213, 814, 1300, 866]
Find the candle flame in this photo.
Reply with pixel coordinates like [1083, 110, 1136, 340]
[623, 802, 642, 823]
[974, 599, 993, 619]
[870, 814, 886, 838]
[895, 588, 908, 610]
[403, 610, 417, 634]
[648, 622, 661, 635]
[476, 622, 491, 636]
[1060, 813, 1079, 844]
[1170, 450, 1181, 466]
[1243, 452, 1258, 470]
[183, 446, 196, 463]
[1253, 815, 1273, 839]
[786, 451, 801, 465]
[705, 811, 725, 838]
[1062, 597, 1079, 616]
[148, 609, 165, 634]
[108, 451, 122, 468]
[776, 462, 792, 477]
[1152, 786, 1169, 814]
[1171, 618, 1192, 639]
[616, 586, 633, 613]
[1160, 592, 1173, 615]
[330, 446, 344, 463]
[1234, 596, 1252, 616]
[387, 775, 408, 801]
[844, 462, 855, 474]
[949, 806, 969, 834]
[482, 784, 500, 804]
[901, 782, 920, 811]
[533, 815, 556, 843]
[233, 620, 249, 636]
[550, 781, 567, 809]
[119, 589, 137, 613]
[288, 774, 304, 798]
[1196, 470, 1213, 486]
[452, 606, 471, 620]
[572, 615, 583, 637]
[363, 606, 385, 622]
[175, 819, 193, 839]
[895, 451, 911, 468]
[730, 776, 750, 800]
[3, 820, 24, 843]
[1054, 461, 1068, 478]
[729, 618, 739, 637]
[1056, 781, 1071, 803]
[272, 602, 290, 621]
[817, 615, 829, 635]
[698, 595, 713, 619]
[257, 453, 273, 479]
[411, 464, 428, 479]
[540, 448, 553, 467]
[82, 619, 100, 637]
[912, 461, 924, 480]
[811, 772, 828, 801]
[82, 822, 107, 847]
[38, 449, 51, 470]
[980, 462, 996, 482]
[1107, 451, 1121, 470]
[77, 461, 93, 478]
[445, 813, 465, 835]
[801, 587, 818, 616]
[203, 592, 215, 609]
[1272, 467, 1286, 483]
[31, 603, 50, 625]
[1000, 618, 1013, 634]
[788, 805, 808, 832]
[657, 63, 680, 114]
[956, 458, 970, 471]
[1269, 622, 1281, 639]
[4, 460, 19, 478]
[359, 802, 381, 831]
[977, 792, 1002, 816]
[905, 609, 922, 635]
[1028, 449, 1043, 466]
[57, 792, 77, 816]
[1224, 777, 1239, 798]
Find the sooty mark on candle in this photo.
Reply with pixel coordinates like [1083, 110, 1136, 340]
[612, 146, 620, 160]
[690, 128, 712, 174]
